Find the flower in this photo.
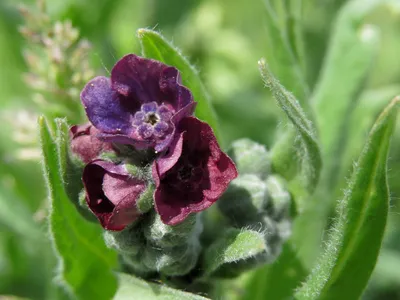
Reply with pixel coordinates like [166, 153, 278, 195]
[152, 117, 238, 225]
[83, 160, 148, 231]
[80, 54, 196, 152]
[70, 123, 115, 163]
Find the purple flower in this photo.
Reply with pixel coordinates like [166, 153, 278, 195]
[80, 54, 196, 152]
[83, 160, 147, 231]
[152, 117, 238, 225]
[70, 123, 115, 163]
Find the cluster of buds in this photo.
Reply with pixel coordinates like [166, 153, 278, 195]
[68, 54, 292, 282]
[19, 0, 94, 123]
[219, 139, 292, 267]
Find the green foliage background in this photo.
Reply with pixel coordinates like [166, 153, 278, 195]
[1, 0, 400, 299]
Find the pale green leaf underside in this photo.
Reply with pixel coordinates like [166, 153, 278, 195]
[114, 273, 209, 300]
[137, 28, 221, 143]
[40, 116, 118, 300]
[203, 228, 267, 277]
[295, 97, 399, 300]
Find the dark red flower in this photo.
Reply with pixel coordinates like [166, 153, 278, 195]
[152, 117, 238, 225]
[80, 54, 196, 152]
[70, 123, 115, 163]
[83, 160, 147, 231]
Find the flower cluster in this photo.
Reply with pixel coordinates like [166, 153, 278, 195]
[71, 54, 238, 230]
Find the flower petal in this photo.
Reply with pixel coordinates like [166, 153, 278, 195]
[111, 54, 165, 105]
[155, 131, 184, 176]
[153, 117, 238, 225]
[159, 67, 194, 109]
[102, 172, 145, 229]
[80, 76, 132, 135]
[70, 123, 114, 163]
[83, 160, 145, 231]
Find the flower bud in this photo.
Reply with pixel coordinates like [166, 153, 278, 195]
[228, 138, 271, 179]
[218, 174, 269, 226]
[265, 175, 292, 220]
[103, 225, 145, 256]
[121, 253, 155, 278]
[142, 240, 201, 276]
[70, 123, 115, 164]
[261, 215, 282, 261]
[144, 213, 202, 248]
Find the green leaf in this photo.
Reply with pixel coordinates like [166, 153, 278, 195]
[290, 0, 400, 269]
[338, 85, 400, 194]
[0, 187, 42, 240]
[312, 0, 398, 185]
[114, 273, 209, 300]
[202, 228, 268, 277]
[264, 0, 309, 103]
[240, 242, 307, 300]
[39, 116, 118, 300]
[55, 118, 96, 221]
[137, 28, 221, 142]
[258, 59, 322, 193]
[294, 97, 399, 300]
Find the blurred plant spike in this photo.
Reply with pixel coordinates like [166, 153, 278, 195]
[19, 0, 94, 124]
[3, 110, 41, 161]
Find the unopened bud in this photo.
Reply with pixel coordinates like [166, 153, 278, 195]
[218, 174, 269, 226]
[265, 175, 292, 220]
[228, 139, 271, 179]
[144, 213, 202, 248]
[104, 225, 144, 256]
[142, 240, 201, 276]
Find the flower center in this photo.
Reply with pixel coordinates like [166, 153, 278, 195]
[176, 164, 204, 190]
[178, 165, 192, 182]
[145, 112, 160, 125]
[133, 102, 173, 140]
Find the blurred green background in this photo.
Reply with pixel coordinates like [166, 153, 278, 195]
[1, 0, 400, 299]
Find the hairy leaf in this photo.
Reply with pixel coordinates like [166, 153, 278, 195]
[264, 0, 308, 102]
[293, 0, 400, 270]
[258, 59, 322, 193]
[312, 0, 394, 184]
[115, 273, 209, 300]
[202, 228, 268, 277]
[39, 116, 117, 300]
[295, 97, 399, 300]
[241, 242, 307, 300]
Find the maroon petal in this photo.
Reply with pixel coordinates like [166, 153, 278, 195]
[111, 54, 167, 105]
[171, 101, 197, 126]
[70, 123, 114, 163]
[153, 117, 238, 225]
[83, 160, 146, 231]
[159, 66, 194, 109]
[155, 131, 184, 177]
[154, 185, 216, 225]
[203, 150, 238, 201]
